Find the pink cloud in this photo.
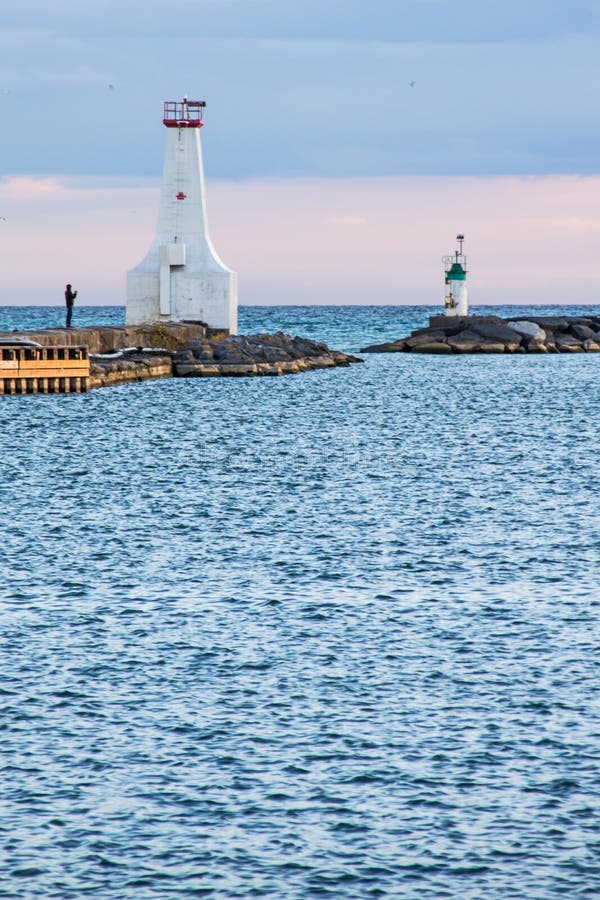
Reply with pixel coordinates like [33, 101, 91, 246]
[1, 176, 63, 198]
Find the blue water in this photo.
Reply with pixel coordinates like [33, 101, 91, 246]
[1, 305, 599, 899]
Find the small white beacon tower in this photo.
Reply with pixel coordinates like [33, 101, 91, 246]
[126, 97, 237, 334]
[443, 234, 468, 317]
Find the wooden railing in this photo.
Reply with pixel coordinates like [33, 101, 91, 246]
[0, 344, 89, 394]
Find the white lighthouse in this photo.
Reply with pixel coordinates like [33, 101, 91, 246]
[443, 234, 468, 317]
[126, 98, 237, 334]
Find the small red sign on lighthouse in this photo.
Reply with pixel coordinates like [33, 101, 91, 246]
[176, 192, 186, 200]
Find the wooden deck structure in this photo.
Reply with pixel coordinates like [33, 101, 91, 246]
[0, 343, 89, 395]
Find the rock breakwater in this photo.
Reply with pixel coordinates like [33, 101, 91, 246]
[173, 332, 361, 377]
[361, 315, 600, 355]
[89, 332, 361, 388]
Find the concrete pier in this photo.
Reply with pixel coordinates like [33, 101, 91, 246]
[0, 322, 210, 355]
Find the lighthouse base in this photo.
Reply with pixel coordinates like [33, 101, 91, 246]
[126, 269, 237, 334]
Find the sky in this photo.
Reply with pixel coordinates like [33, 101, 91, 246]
[2, 0, 600, 306]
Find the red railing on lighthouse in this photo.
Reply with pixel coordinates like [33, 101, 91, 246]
[163, 99, 206, 128]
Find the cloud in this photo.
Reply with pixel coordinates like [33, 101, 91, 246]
[528, 216, 600, 231]
[1, 176, 63, 197]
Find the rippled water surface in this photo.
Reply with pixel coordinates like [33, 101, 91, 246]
[1, 305, 599, 899]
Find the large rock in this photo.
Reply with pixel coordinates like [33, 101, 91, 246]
[446, 330, 488, 352]
[191, 342, 215, 360]
[360, 340, 406, 353]
[524, 316, 569, 332]
[305, 355, 336, 368]
[470, 321, 523, 350]
[212, 338, 255, 363]
[554, 333, 584, 352]
[173, 349, 194, 363]
[219, 364, 258, 376]
[476, 342, 508, 353]
[410, 342, 453, 354]
[406, 331, 448, 348]
[427, 315, 504, 334]
[567, 318, 598, 328]
[261, 346, 294, 363]
[291, 336, 329, 356]
[583, 339, 600, 352]
[506, 320, 546, 340]
[525, 337, 548, 352]
[410, 323, 459, 338]
[570, 324, 599, 341]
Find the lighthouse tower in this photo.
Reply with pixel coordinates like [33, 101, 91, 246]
[443, 234, 468, 317]
[126, 98, 237, 333]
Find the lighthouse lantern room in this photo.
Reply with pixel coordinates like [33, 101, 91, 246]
[126, 97, 237, 334]
[443, 234, 468, 317]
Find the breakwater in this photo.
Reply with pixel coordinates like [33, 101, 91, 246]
[92, 331, 361, 387]
[361, 314, 600, 354]
[172, 332, 361, 377]
[0, 323, 361, 390]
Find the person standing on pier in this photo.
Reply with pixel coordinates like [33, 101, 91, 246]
[65, 283, 77, 327]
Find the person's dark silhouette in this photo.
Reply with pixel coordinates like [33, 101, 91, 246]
[65, 284, 77, 327]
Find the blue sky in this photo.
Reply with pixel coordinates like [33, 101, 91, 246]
[2, 1, 600, 306]
[3, 0, 600, 178]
